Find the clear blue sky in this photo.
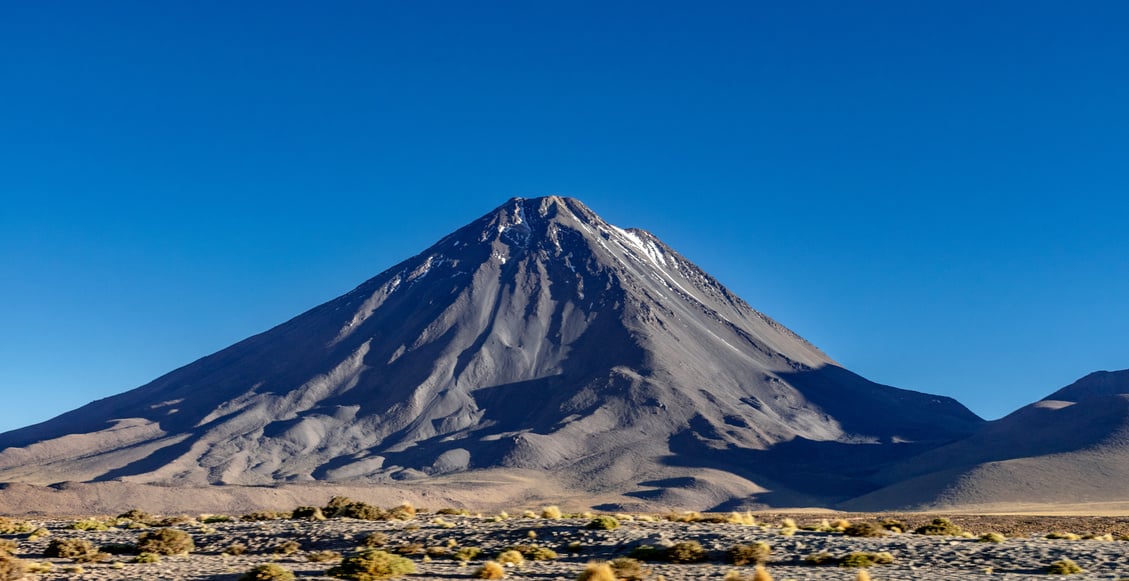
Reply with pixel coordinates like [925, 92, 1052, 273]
[3, 2, 1128, 434]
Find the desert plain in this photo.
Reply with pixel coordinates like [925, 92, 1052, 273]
[4, 497, 1129, 581]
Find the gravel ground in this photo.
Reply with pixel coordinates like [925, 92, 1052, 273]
[2, 511, 1129, 580]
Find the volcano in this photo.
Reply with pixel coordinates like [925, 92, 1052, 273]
[0, 196, 983, 507]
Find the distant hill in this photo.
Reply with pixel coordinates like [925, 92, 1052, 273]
[846, 370, 1129, 510]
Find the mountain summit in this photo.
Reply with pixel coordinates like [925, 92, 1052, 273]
[0, 197, 982, 506]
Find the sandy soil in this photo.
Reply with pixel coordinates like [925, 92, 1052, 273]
[3, 509, 1129, 580]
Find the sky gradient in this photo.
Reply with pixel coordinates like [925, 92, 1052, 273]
[3, 2, 1128, 434]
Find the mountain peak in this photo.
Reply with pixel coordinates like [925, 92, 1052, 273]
[0, 197, 981, 508]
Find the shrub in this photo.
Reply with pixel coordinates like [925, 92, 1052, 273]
[576, 562, 616, 581]
[0, 518, 31, 535]
[272, 540, 301, 555]
[666, 541, 707, 563]
[241, 511, 282, 522]
[1046, 532, 1081, 541]
[628, 545, 664, 562]
[327, 549, 416, 580]
[804, 552, 836, 565]
[839, 552, 895, 568]
[309, 550, 342, 562]
[723, 566, 773, 581]
[26, 528, 49, 541]
[241, 564, 296, 581]
[474, 560, 506, 579]
[345, 503, 385, 520]
[856, 570, 871, 581]
[203, 514, 234, 523]
[727, 542, 771, 566]
[508, 545, 557, 561]
[362, 532, 388, 547]
[24, 561, 52, 573]
[914, 518, 963, 536]
[587, 515, 620, 530]
[136, 528, 194, 555]
[1046, 559, 1084, 574]
[843, 522, 887, 537]
[223, 543, 248, 555]
[0, 540, 16, 555]
[496, 550, 524, 566]
[879, 519, 906, 533]
[779, 518, 797, 536]
[116, 509, 152, 523]
[393, 543, 424, 556]
[387, 503, 416, 520]
[454, 547, 482, 561]
[45, 538, 107, 562]
[133, 553, 160, 563]
[727, 512, 757, 526]
[609, 557, 647, 580]
[70, 518, 109, 531]
[980, 532, 1007, 543]
[0, 553, 26, 581]
[292, 506, 326, 521]
[436, 507, 470, 516]
[541, 506, 562, 519]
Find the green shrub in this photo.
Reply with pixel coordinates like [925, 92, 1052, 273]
[586, 515, 620, 530]
[0, 553, 26, 581]
[327, 549, 416, 580]
[727, 542, 771, 566]
[241, 564, 296, 581]
[666, 541, 707, 563]
[474, 560, 506, 579]
[839, 552, 895, 568]
[136, 528, 194, 555]
[843, 522, 887, 537]
[1046, 559, 1084, 575]
[133, 552, 160, 563]
[804, 552, 836, 565]
[541, 506, 562, 519]
[70, 518, 109, 531]
[913, 518, 963, 536]
[980, 532, 1007, 543]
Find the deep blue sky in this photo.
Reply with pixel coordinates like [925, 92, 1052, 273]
[3, 2, 1128, 434]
